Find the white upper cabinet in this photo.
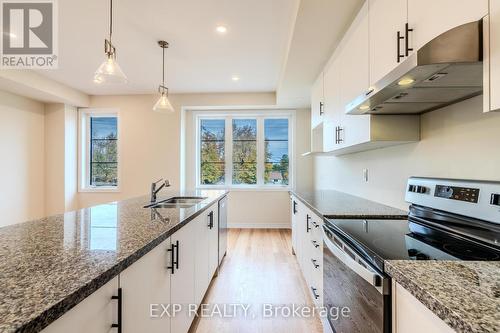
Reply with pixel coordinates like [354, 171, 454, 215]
[408, 0, 488, 51]
[323, 56, 342, 152]
[488, 0, 500, 112]
[369, 0, 407, 86]
[311, 73, 324, 129]
[339, 1, 371, 147]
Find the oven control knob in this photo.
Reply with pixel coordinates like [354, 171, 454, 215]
[416, 253, 430, 260]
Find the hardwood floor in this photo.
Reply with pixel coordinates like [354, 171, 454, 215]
[190, 229, 323, 333]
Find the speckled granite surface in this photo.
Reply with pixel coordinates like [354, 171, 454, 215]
[290, 190, 408, 219]
[0, 190, 227, 333]
[386, 260, 500, 333]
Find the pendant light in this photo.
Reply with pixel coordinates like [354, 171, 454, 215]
[153, 40, 174, 113]
[94, 0, 127, 84]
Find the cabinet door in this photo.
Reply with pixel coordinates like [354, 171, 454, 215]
[120, 238, 171, 333]
[369, 0, 407, 86]
[339, 1, 371, 147]
[311, 73, 324, 129]
[291, 196, 298, 253]
[490, 0, 500, 111]
[208, 204, 219, 278]
[408, 0, 488, 51]
[194, 213, 210, 305]
[393, 282, 454, 333]
[323, 56, 341, 152]
[170, 220, 196, 333]
[41, 277, 119, 333]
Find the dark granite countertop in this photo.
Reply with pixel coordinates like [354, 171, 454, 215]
[290, 189, 408, 219]
[386, 260, 500, 333]
[0, 190, 227, 333]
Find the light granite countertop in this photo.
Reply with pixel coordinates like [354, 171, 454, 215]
[0, 190, 227, 333]
[290, 189, 408, 219]
[386, 260, 500, 333]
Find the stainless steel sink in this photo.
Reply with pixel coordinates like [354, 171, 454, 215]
[145, 196, 206, 209]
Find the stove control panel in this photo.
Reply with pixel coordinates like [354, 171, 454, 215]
[405, 177, 500, 224]
[435, 185, 479, 203]
[408, 185, 428, 194]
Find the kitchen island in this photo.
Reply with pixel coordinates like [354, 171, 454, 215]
[0, 190, 227, 333]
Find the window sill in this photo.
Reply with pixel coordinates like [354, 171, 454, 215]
[196, 185, 291, 192]
[79, 187, 121, 193]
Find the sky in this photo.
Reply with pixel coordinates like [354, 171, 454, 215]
[91, 117, 117, 139]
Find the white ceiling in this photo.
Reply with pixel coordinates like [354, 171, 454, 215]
[38, 0, 299, 95]
[277, 0, 364, 108]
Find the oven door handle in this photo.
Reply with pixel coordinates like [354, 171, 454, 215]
[323, 228, 386, 294]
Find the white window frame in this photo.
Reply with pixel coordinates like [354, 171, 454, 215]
[78, 108, 121, 193]
[194, 110, 294, 190]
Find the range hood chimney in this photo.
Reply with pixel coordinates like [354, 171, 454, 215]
[347, 20, 483, 115]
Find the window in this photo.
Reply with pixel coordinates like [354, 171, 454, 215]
[197, 112, 292, 188]
[232, 119, 257, 185]
[200, 119, 225, 185]
[264, 119, 289, 185]
[79, 109, 119, 191]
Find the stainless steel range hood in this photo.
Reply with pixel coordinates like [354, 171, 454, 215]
[347, 20, 483, 115]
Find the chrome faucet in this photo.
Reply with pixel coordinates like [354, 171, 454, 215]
[150, 178, 170, 203]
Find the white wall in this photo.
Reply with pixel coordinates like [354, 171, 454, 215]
[314, 96, 500, 210]
[44, 104, 66, 215]
[0, 91, 45, 227]
[44, 104, 79, 216]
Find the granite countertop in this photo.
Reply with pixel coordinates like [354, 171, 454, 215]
[0, 189, 227, 333]
[290, 189, 408, 219]
[386, 260, 500, 333]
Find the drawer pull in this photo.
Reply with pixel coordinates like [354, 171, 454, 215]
[311, 259, 320, 269]
[311, 240, 320, 248]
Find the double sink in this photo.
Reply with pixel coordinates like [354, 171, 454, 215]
[145, 196, 206, 209]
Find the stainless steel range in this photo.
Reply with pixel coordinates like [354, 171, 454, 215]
[323, 177, 500, 333]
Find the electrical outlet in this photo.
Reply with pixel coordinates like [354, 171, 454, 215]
[363, 169, 369, 182]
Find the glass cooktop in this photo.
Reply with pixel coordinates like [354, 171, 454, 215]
[324, 215, 500, 273]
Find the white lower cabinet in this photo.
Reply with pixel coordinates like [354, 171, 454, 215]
[170, 218, 197, 333]
[194, 213, 210, 305]
[41, 277, 119, 333]
[392, 281, 454, 333]
[208, 206, 219, 278]
[120, 238, 172, 333]
[194, 203, 219, 305]
[290, 197, 324, 308]
[42, 202, 222, 333]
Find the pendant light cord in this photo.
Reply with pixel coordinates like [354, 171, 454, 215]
[109, 0, 113, 43]
[162, 46, 165, 86]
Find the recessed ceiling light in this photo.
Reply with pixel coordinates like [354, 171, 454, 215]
[216, 25, 228, 34]
[231, 75, 240, 81]
[398, 78, 415, 86]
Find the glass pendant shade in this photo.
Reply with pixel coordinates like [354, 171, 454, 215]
[94, 55, 127, 84]
[153, 92, 174, 113]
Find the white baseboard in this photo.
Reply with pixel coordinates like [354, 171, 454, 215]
[227, 222, 291, 229]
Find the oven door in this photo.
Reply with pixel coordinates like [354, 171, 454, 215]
[323, 224, 391, 333]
